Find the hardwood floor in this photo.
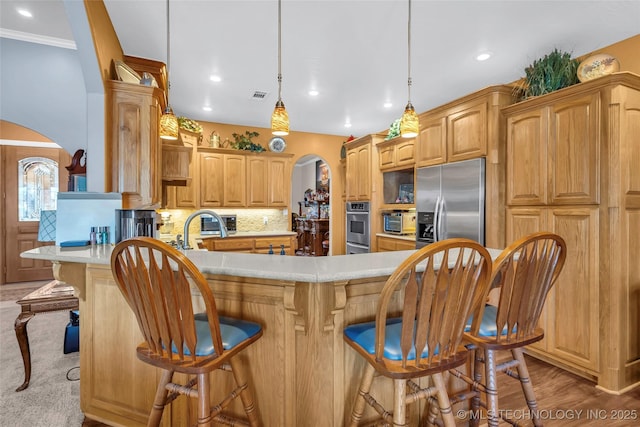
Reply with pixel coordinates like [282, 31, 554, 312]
[468, 354, 640, 426]
[80, 355, 640, 426]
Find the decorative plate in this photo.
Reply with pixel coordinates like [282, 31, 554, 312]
[268, 137, 286, 153]
[114, 60, 142, 84]
[577, 53, 620, 82]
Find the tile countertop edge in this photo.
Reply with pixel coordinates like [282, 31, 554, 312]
[21, 246, 504, 283]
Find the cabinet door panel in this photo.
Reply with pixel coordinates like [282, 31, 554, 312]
[506, 109, 548, 205]
[224, 155, 246, 207]
[395, 140, 415, 167]
[268, 157, 289, 206]
[505, 207, 549, 351]
[378, 145, 395, 170]
[247, 156, 268, 207]
[356, 145, 371, 200]
[416, 116, 446, 167]
[447, 102, 487, 162]
[199, 153, 224, 207]
[549, 94, 600, 205]
[547, 207, 599, 371]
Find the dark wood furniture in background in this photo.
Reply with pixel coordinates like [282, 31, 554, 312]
[65, 149, 86, 191]
[295, 218, 329, 256]
[14, 280, 79, 391]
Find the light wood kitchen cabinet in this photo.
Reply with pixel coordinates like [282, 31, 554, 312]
[247, 155, 268, 207]
[106, 80, 162, 208]
[376, 235, 415, 252]
[415, 86, 514, 249]
[201, 234, 296, 254]
[415, 87, 511, 168]
[377, 137, 415, 171]
[346, 134, 382, 201]
[168, 149, 291, 209]
[223, 153, 246, 207]
[507, 93, 600, 206]
[197, 151, 246, 207]
[247, 155, 291, 207]
[199, 152, 224, 207]
[503, 73, 640, 393]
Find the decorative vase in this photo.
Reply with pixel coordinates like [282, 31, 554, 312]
[340, 142, 346, 159]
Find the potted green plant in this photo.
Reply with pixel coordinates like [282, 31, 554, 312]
[514, 48, 580, 100]
[177, 116, 203, 145]
[231, 131, 265, 152]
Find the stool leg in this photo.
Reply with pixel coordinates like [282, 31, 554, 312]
[484, 349, 499, 427]
[147, 369, 173, 427]
[470, 347, 483, 427]
[432, 373, 456, 427]
[348, 363, 375, 427]
[229, 357, 261, 426]
[392, 378, 407, 426]
[512, 348, 542, 427]
[14, 311, 35, 392]
[197, 372, 212, 427]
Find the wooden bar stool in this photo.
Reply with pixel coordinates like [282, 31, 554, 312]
[343, 239, 493, 427]
[111, 237, 263, 427]
[458, 232, 567, 427]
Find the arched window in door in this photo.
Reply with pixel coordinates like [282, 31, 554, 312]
[18, 157, 59, 221]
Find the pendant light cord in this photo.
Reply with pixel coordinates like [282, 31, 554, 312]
[407, 0, 412, 104]
[165, 0, 171, 106]
[277, 0, 283, 102]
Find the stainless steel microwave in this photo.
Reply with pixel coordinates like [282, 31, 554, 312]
[200, 215, 237, 235]
[382, 211, 416, 235]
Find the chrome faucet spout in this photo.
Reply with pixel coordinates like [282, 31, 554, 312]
[182, 209, 228, 250]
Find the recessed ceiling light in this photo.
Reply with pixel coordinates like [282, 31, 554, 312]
[308, 90, 319, 97]
[383, 102, 393, 108]
[209, 75, 222, 82]
[476, 52, 492, 61]
[344, 122, 352, 128]
[17, 8, 33, 18]
[202, 106, 212, 112]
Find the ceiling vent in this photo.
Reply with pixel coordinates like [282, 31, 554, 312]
[251, 90, 269, 100]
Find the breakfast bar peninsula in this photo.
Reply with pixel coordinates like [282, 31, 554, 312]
[22, 245, 501, 426]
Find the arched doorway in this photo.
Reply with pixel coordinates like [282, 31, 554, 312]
[291, 155, 332, 256]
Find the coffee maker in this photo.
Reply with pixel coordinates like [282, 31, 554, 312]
[115, 209, 159, 243]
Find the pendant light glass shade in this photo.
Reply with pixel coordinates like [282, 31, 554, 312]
[400, 102, 419, 138]
[160, 106, 179, 140]
[271, 0, 289, 136]
[271, 99, 289, 136]
[160, 0, 178, 140]
[400, 0, 419, 138]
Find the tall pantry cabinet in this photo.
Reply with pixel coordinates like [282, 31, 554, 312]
[503, 72, 640, 393]
[106, 80, 163, 208]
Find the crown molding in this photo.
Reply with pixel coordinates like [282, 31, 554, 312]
[0, 28, 76, 50]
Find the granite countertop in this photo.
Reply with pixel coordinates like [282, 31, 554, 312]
[21, 245, 503, 284]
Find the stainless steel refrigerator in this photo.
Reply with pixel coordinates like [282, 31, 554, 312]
[415, 158, 485, 248]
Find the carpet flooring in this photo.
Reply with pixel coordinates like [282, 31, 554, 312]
[0, 299, 83, 427]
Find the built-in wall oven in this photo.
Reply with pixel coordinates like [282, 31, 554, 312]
[346, 201, 370, 254]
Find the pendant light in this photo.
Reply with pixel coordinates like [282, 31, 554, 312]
[400, 0, 419, 138]
[271, 0, 289, 136]
[159, 0, 179, 140]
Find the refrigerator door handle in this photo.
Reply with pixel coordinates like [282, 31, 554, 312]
[434, 196, 442, 241]
[437, 197, 446, 241]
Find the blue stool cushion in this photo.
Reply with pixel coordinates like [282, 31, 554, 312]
[465, 305, 516, 336]
[344, 318, 436, 361]
[172, 313, 262, 357]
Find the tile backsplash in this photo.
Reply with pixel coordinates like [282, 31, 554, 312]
[158, 208, 290, 237]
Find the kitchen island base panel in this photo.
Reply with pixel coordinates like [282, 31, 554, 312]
[60, 262, 447, 427]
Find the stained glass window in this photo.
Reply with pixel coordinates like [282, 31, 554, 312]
[18, 157, 59, 221]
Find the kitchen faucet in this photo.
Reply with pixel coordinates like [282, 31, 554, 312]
[182, 209, 228, 250]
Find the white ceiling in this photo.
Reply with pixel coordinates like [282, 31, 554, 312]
[1, 0, 639, 138]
